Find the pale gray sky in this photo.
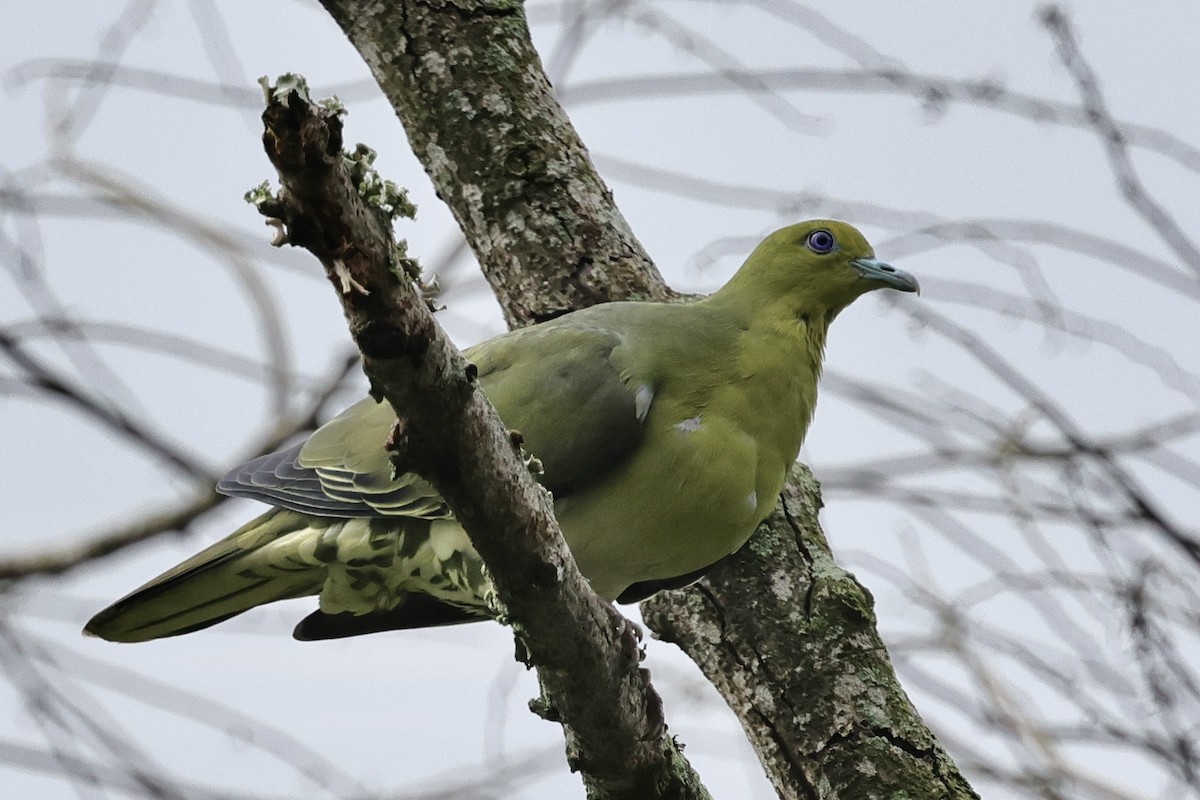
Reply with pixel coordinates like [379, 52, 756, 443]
[3, 2, 1198, 798]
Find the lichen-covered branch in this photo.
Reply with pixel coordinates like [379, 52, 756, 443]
[253, 79, 709, 800]
[642, 465, 979, 800]
[319, 0, 672, 326]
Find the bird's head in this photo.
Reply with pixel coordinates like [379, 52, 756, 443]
[718, 219, 919, 319]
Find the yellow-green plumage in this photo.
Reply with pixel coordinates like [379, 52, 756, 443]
[86, 220, 917, 642]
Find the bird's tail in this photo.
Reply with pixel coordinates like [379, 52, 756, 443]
[84, 508, 328, 643]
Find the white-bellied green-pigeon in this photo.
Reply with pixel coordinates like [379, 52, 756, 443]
[86, 220, 917, 642]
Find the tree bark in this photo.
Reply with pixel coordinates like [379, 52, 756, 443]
[255, 79, 710, 800]
[643, 466, 980, 800]
[316, 1, 980, 798]
[321, 0, 672, 328]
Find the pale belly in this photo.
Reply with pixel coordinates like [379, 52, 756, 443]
[554, 413, 778, 600]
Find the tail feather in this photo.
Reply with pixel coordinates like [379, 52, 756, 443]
[293, 594, 486, 640]
[84, 509, 326, 643]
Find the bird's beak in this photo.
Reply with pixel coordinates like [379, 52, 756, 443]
[852, 258, 920, 294]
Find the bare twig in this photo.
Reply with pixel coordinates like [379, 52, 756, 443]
[1040, 5, 1200, 278]
[0, 353, 358, 580]
[0, 326, 210, 480]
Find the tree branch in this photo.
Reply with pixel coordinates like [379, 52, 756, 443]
[254, 78, 709, 800]
[319, 0, 672, 326]
[643, 465, 980, 800]
[0, 327, 209, 481]
[0, 354, 359, 581]
[1040, 5, 1200, 280]
[0, 491, 223, 583]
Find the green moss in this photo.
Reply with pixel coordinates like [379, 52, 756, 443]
[242, 180, 276, 210]
[267, 72, 311, 105]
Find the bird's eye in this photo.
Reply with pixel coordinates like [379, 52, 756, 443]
[806, 229, 836, 254]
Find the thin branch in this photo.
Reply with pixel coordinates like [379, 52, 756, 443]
[903, 303, 1200, 562]
[1041, 6, 1200, 278]
[0, 737, 287, 800]
[0, 353, 359, 581]
[0, 327, 211, 481]
[564, 69, 1200, 174]
[0, 490, 222, 582]
[26, 632, 370, 796]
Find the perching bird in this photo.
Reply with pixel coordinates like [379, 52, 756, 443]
[86, 220, 917, 643]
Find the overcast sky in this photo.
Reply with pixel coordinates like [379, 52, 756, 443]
[2, 2, 1198, 799]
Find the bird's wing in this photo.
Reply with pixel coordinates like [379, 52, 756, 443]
[218, 403, 450, 519]
[468, 317, 647, 497]
[218, 314, 648, 516]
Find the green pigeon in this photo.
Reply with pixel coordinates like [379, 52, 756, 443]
[86, 220, 918, 642]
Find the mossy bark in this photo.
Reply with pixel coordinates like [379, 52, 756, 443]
[643, 466, 980, 800]
[321, 0, 671, 328]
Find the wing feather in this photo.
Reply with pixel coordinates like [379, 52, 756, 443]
[218, 314, 648, 517]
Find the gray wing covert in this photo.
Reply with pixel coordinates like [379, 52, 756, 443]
[219, 309, 651, 516]
[218, 397, 450, 519]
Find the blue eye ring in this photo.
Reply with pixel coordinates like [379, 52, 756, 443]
[806, 229, 836, 254]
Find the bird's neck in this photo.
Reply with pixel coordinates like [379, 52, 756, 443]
[702, 292, 831, 466]
[706, 288, 832, 376]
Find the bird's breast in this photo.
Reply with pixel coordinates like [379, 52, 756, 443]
[554, 409, 774, 599]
